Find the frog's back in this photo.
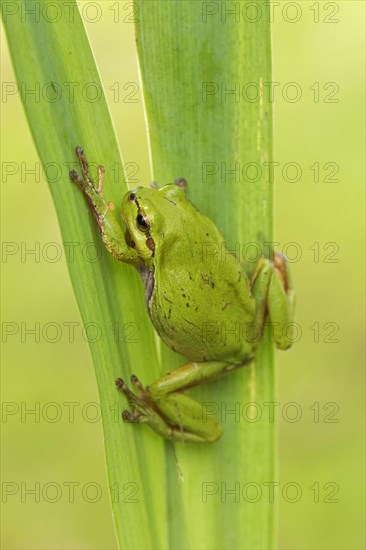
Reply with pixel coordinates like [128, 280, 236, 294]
[148, 209, 256, 363]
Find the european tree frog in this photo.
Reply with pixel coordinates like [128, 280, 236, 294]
[70, 147, 295, 443]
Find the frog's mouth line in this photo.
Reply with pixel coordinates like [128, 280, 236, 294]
[125, 225, 155, 257]
[124, 225, 136, 249]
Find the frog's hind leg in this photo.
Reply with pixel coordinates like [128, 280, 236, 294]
[116, 377, 206, 442]
[116, 373, 220, 443]
[117, 358, 253, 443]
[251, 253, 296, 350]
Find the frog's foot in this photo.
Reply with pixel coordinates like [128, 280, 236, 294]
[116, 376, 154, 424]
[273, 252, 293, 293]
[115, 375, 221, 443]
[174, 177, 187, 189]
[116, 375, 180, 440]
[70, 146, 100, 190]
[70, 146, 114, 221]
[251, 253, 296, 350]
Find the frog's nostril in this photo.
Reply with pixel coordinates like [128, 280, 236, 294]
[128, 186, 142, 201]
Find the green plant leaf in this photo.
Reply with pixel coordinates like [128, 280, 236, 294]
[135, 1, 276, 548]
[2, 2, 166, 548]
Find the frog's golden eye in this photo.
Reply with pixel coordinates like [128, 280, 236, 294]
[136, 213, 150, 232]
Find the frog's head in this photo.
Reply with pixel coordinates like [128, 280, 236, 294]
[121, 182, 189, 263]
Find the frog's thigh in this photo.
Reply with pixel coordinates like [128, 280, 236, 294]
[146, 360, 246, 442]
[155, 392, 223, 442]
[146, 361, 255, 442]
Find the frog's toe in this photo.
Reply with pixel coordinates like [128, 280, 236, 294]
[116, 376, 153, 422]
[122, 409, 145, 423]
[115, 377, 137, 402]
[69, 169, 85, 190]
[130, 374, 150, 400]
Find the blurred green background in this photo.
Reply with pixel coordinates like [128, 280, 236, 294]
[1, 1, 364, 549]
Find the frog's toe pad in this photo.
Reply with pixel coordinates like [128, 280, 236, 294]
[115, 377, 137, 401]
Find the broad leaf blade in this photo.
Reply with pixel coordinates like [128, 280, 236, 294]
[135, 1, 276, 548]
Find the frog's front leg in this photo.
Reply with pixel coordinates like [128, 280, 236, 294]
[251, 253, 296, 350]
[116, 359, 251, 443]
[70, 146, 140, 264]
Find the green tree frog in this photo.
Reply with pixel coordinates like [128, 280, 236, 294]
[70, 147, 295, 443]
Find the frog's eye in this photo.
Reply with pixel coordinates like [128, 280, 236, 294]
[136, 213, 150, 232]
